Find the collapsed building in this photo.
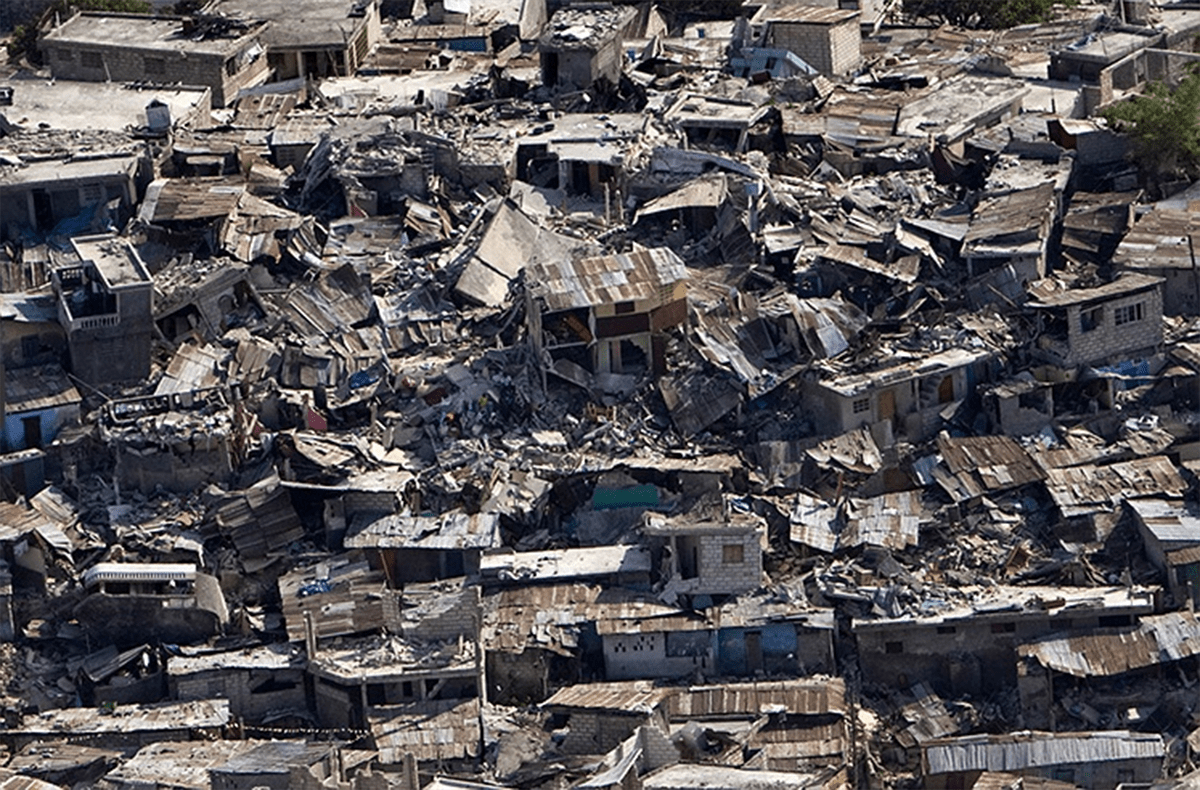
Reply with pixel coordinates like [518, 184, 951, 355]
[7, 0, 1200, 788]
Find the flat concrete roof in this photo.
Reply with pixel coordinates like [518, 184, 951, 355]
[209, 0, 374, 49]
[1057, 31, 1154, 65]
[42, 12, 260, 57]
[0, 154, 142, 188]
[0, 75, 209, 133]
[69, 234, 152, 288]
[753, 3, 859, 24]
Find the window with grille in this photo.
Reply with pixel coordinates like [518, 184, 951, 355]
[1114, 302, 1144, 326]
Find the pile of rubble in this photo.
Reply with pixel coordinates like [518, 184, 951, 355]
[8, 0, 1200, 787]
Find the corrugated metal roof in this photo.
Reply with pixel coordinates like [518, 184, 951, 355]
[213, 741, 331, 774]
[642, 764, 823, 790]
[1043, 456, 1187, 517]
[4, 364, 81, 414]
[1027, 272, 1164, 309]
[840, 491, 922, 550]
[138, 178, 244, 224]
[754, 720, 846, 759]
[789, 493, 838, 554]
[479, 545, 652, 583]
[1019, 611, 1200, 677]
[155, 343, 226, 396]
[924, 731, 1164, 775]
[667, 678, 846, 719]
[370, 698, 481, 763]
[7, 742, 123, 777]
[1168, 545, 1200, 566]
[529, 247, 687, 312]
[853, 586, 1156, 630]
[168, 642, 305, 675]
[346, 510, 501, 550]
[0, 768, 68, 790]
[935, 435, 1044, 503]
[231, 92, 296, 130]
[814, 242, 920, 284]
[482, 583, 682, 654]
[1114, 208, 1200, 271]
[279, 559, 388, 642]
[15, 699, 230, 735]
[963, 183, 1057, 252]
[637, 176, 728, 219]
[594, 613, 711, 635]
[1128, 499, 1200, 546]
[542, 681, 673, 713]
[97, 740, 260, 790]
[755, 4, 859, 24]
[0, 502, 59, 545]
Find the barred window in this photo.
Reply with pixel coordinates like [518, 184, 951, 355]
[1114, 302, 1144, 326]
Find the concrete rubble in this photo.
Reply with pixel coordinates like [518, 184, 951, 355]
[6, 0, 1200, 788]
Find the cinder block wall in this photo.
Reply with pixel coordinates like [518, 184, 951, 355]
[697, 530, 762, 596]
[769, 20, 860, 76]
[1064, 287, 1163, 366]
[42, 40, 266, 106]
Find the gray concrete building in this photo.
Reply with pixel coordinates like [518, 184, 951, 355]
[40, 12, 269, 107]
[538, 4, 636, 90]
[1028, 273, 1164, 369]
[204, 0, 383, 80]
[51, 234, 153, 387]
[753, 5, 861, 77]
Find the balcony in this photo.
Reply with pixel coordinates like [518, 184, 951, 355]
[55, 272, 119, 333]
[57, 297, 119, 333]
[75, 313, 120, 330]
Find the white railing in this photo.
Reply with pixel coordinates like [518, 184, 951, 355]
[69, 313, 120, 332]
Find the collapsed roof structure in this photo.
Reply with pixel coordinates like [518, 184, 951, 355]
[5, 0, 1200, 787]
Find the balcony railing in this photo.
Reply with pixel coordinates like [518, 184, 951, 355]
[57, 296, 119, 333]
[72, 313, 120, 331]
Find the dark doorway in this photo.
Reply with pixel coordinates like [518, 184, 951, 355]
[937, 375, 954, 403]
[22, 416, 41, 450]
[745, 631, 763, 674]
[31, 190, 54, 231]
[542, 52, 559, 86]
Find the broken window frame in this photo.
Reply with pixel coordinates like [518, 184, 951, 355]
[1080, 305, 1103, 333]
